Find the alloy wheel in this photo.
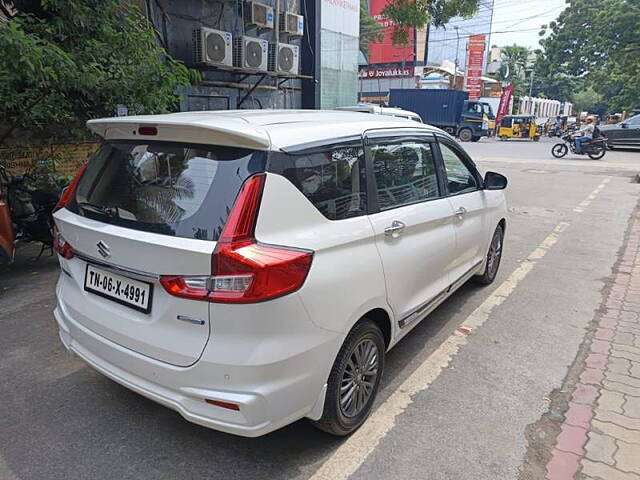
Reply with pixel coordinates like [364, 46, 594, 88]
[487, 231, 502, 278]
[340, 338, 379, 418]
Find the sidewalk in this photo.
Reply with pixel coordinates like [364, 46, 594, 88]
[545, 212, 640, 479]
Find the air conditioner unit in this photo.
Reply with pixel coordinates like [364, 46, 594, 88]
[192, 27, 233, 67]
[269, 42, 300, 74]
[280, 12, 304, 37]
[234, 36, 269, 71]
[244, 1, 274, 29]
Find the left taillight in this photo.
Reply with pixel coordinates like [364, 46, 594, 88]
[159, 173, 314, 304]
[54, 163, 87, 213]
[52, 223, 74, 259]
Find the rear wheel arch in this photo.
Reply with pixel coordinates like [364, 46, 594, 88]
[359, 308, 392, 349]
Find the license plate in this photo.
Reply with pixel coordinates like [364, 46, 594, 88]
[84, 264, 153, 313]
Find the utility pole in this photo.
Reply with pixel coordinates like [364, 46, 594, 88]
[453, 26, 460, 89]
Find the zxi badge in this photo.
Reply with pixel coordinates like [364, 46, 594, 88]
[97, 241, 111, 259]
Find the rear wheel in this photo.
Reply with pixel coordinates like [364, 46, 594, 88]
[551, 143, 568, 158]
[500, 135, 508, 141]
[458, 128, 473, 142]
[588, 144, 606, 160]
[312, 320, 385, 436]
[474, 225, 504, 285]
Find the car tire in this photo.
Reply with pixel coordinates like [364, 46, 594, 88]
[474, 225, 504, 285]
[458, 128, 473, 142]
[312, 320, 385, 436]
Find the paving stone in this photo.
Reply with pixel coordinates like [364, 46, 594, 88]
[598, 389, 625, 413]
[596, 328, 615, 341]
[622, 395, 640, 418]
[615, 440, 640, 476]
[582, 458, 640, 480]
[602, 318, 619, 329]
[617, 325, 640, 336]
[581, 368, 605, 386]
[592, 339, 612, 355]
[606, 372, 640, 389]
[630, 362, 640, 379]
[584, 431, 617, 465]
[592, 419, 640, 444]
[566, 402, 594, 428]
[586, 353, 608, 370]
[615, 333, 638, 347]
[546, 449, 580, 480]
[573, 383, 600, 406]
[613, 344, 640, 357]
[595, 409, 640, 430]
[603, 380, 640, 397]
[556, 424, 588, 455]
[609, 357, 632, 375]
[611, 348, 640, 364]
[604, 308, 622, 319]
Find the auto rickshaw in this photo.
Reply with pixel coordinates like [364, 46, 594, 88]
[498, 115, 541, 141]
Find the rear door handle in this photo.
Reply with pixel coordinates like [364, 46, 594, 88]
[454, 206, 467, 217]
[384, 220, 406, 237]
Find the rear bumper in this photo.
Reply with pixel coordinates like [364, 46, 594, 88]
[54, 289, 340, 437]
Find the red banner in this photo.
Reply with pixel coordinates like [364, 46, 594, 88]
[495, 84, 514, 128]
[367, 0, 414, 64]
[465, 35, 486, 100]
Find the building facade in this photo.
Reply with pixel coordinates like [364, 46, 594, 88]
[140, 0, 358, 111]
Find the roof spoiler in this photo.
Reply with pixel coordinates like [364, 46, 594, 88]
[86, 118, 271, 150]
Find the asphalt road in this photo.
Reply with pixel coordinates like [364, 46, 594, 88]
[1, 137, 639, 480]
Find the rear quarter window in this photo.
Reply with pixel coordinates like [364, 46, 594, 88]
[270, 147, 367, 220]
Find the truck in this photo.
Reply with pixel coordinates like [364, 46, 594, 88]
[388, 89, 495, 142]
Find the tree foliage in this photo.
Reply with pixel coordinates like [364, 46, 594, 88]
[536, 0, 640, 112]
[381, 0, 480, 45]
[360, 0, 384, 58]
[0, 0, 195, 145]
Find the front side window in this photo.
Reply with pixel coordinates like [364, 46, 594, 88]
[371, 141, 439, 210]
[278, 147, 366, 220]
[440, 144, 478, 195]
[71, 141, 264, 241]
[626, 115, 640, 125]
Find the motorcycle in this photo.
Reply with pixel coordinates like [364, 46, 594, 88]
[551, 133, 607, 160]
[0, 162, 61, 263]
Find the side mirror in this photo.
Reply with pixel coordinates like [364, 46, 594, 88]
[484, 171, 507, 190]
[621, 123, 628, 129]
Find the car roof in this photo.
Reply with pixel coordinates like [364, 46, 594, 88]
[87, 109, 441, 150]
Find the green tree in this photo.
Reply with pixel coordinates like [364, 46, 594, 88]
[360, 0, 384, 59]
[537, 0, 640, 112]
[0, 0, 196, 145]
[381, 0, 481, 44]
[501, 44, 530, 79]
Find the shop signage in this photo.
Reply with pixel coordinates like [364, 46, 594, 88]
[465, 35, 486, 100]
[359, 66, 413, 79]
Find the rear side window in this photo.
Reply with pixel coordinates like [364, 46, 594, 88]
[71, 141, 265, 241]
[371, 141, 439, 210]
[275, 147, 366, 220]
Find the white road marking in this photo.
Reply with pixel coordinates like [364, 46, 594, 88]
[310, 179, 611, 480]
[574, 177, 611, 212]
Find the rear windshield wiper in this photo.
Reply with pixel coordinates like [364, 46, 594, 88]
[78, 201, 120, 219]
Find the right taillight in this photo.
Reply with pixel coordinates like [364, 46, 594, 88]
[54, 163, 87, 212]
[160, 174, 313, 304]
[52, 223, 74, 259]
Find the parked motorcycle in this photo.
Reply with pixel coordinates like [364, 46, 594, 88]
[0, 162, 61, 263]
[551, 133, 607, 160]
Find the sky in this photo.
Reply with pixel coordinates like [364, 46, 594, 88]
[488, 0, 567, 49]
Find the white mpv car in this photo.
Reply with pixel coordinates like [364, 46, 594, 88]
[53, 110, 507, 437]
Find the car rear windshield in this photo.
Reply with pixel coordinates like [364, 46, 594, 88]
[70, 141, 265, 241]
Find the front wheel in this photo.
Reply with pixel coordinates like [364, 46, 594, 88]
[458, 128, 473, 142]
[551, 143, 568, 158]
[312, 320, 385, 436]
[474, 225, 504, 285]
[588, 144, 606, 160]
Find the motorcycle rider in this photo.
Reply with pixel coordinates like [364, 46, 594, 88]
[572, 116, 596, 153]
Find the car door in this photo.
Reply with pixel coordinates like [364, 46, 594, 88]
[621, 115, 640, 145]
[435, 137, 488, 284]
[365, 131, 456, 334]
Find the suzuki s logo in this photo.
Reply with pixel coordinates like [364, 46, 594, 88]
[97, 241, 110, 259]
